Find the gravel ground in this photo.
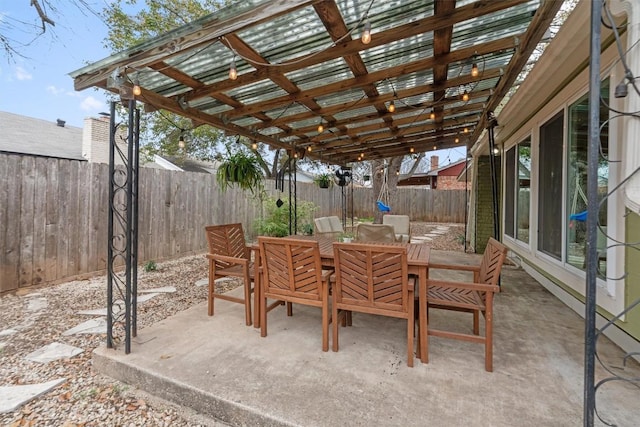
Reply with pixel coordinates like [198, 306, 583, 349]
[0, 223, 465, 426]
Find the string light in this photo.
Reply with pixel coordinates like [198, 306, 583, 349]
[229, 57, 237, 80]
[471, 63, 479, 77]
[455, 137, 460, 143]
[361, 152, 364, 158]
[463, 127, 469, 133]
[387, 100, 395, 113]
[433, 145, 437, 150]
[409, 147, 415, 153]
[429, 111, 436, 120]
[132, 76, 141, 96]
[307, 146, 312, 152]
[178, 135, 186, 149]
[293, 151, 299, 159]
[317, 119, 324, 133]
[462, 91, 469, 102]
[251, 141, 258, 150]
[361, 18, 371, 44]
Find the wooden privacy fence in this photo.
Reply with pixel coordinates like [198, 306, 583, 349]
[0, 153, 466, 293]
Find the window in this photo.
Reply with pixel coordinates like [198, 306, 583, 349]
[538, 112, 564, 260]
[566, 79, 609, 277]
[505, 137, 531, 243]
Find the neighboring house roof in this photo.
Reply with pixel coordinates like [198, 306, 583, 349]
[399, 159, 467, 186]
[0, 111, 85, 161]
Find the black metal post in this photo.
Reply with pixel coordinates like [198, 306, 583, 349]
[584, 1, 602, 425]
[465, 148, 469, 252]
[106, 101, 116, 349]
[131, 108, 140, 337]
[487, 113, 500, 241]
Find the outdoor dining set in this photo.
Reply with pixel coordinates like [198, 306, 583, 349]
[204, 219, 508, 372]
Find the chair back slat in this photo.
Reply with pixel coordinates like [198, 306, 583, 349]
[355, 224, 396, 243]
[205, 223, 249, 269]
[259, 237, 325, 301]
[477, 238, 508, 286]
[333, 243, 409, 313]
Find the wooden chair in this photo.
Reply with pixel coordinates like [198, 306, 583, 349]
[332, 242, 415, 367]
[424, 237, 508, 371]
[258, 237, 331, 351]
[355, 223, 396, 243]
[382, 214, 411, 243]
[204, 223, 255, 326]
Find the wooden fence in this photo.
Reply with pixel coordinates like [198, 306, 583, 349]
[0, 153, 466, 293]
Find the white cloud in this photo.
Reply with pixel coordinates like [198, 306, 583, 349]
[14, 66, 32, 81]
[80, 95, 104, 111]
[47, 85, 65, 95]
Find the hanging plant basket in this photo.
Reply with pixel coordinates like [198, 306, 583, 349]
[314, 173, 333, 189]
[216, 151, 264, 194]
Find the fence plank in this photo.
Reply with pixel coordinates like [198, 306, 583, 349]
[0, 155, 21, 292]
[19, 156, 36, 287]
[32, 157, 48, 285]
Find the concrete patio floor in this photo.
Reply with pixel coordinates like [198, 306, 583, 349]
[93, 250, 640, 426]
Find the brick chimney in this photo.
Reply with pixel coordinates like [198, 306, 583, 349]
[82, 116, 127, 164]
[430, 155, 439, 171]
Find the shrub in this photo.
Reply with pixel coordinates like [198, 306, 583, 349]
[255, 197, 317, 237]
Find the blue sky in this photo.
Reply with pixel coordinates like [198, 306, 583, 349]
[0, 1, 115, 128]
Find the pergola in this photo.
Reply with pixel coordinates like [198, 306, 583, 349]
[70, 0, 561, 165]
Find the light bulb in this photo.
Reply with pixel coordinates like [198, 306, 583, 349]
[229, 58, 237, 80]
[307, 146, 312, 152]
[409, 147, 415, 153]
[251, 141, 258, 150]
[433, 145, 437, 150]
[429, 111, 435, 120]
[178, 136, 186, 149]
[471, 63, 479, 77]
[133, 79, 141, 96]
[294, 152, 298, 159]
[462, 91, 469, 102]
[317, 123, 324, 133]
[455, 137, 460, 143]
[387, 100, 395, 113]
[361, 18, 371, 44]
[464, 127, 469, 133]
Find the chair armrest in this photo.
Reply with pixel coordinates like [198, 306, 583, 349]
[427, 279, 499, 293]
[206, 253, 249, 267]
[428, 263, 480, 273]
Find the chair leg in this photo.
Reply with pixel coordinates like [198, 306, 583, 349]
[243, 273, 252, 326]
[286, 302, 293, 316]
[332, 305, 340, 352]
[473, 310, 479, 335]
[407, 296, 414, 367]
[208, 262, 215, 316]
[485, 294, 494, 372]
[260, 289, 268, 338]
[321, 281, 329, 352]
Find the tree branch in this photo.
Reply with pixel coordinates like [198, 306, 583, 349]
[30, 0, 55, 33]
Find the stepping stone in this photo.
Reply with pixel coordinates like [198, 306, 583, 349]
[411, 236, 433, 241]
[137, 293, 159, 303]
[0, 378, 66, 414]
[139, 286, 176, 293]
[26, 297, 48, 311]
[0, 329, 18, 337]
[195, 278, 208, 287]
[25, 342, 83, 364]
[62, 318, 107, 336]
[77, 308, 108, 316]
[430, 230, 448, 235]
[435, 226, 450, 231]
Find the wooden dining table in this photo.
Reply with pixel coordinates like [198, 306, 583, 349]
[251, 235, 431, 364]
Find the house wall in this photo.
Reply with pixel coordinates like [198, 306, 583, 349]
[475, 155, 501, 254]
[437, 176, 469, 190]
[471, 0, 639, 351]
